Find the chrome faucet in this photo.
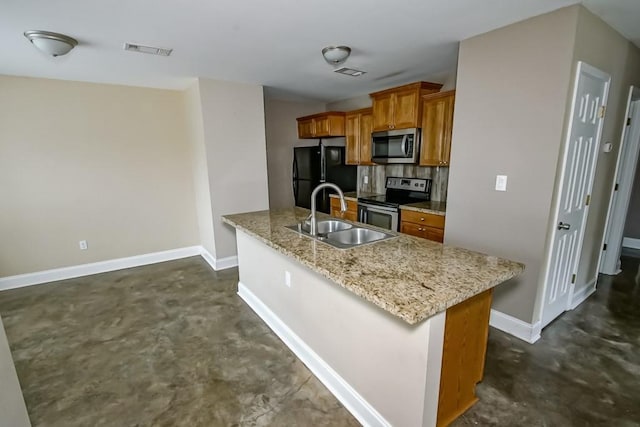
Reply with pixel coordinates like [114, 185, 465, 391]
[309, 183, 347, 236]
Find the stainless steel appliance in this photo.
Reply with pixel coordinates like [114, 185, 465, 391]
[293, 143, 357, 214]
[371, 128, 421, 164]
[358, 177, 431, 231]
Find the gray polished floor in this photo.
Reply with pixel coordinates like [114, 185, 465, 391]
[1, 256, 639, 426]
[0, 257, 358, 427]
[454, 254, 640, 426]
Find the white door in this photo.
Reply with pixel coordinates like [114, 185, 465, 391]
[541, 62, 610, 328]
[600, 87, 640, 275]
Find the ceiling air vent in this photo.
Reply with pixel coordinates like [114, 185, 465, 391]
[124, 43, 173, 57]
[334, 67, 367, 77]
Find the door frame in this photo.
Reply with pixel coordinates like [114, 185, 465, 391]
[599, 86, 640, 275]
[537, 61, 611, 328]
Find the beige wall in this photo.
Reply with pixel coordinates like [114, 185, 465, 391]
[572, 7, 640, 287]
[445, 7, 579, 323]
[624, 157, 640, 239]
[264, 98, 326, 209]
[183, 83, 216, 256]
[197, 78, 270, 259]
[0, 76, 199, 277]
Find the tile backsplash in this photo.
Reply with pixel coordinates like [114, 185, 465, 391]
[357, 165, 449, 202]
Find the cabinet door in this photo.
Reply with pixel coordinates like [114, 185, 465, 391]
[297, 119, 315, 139]
[372, 93, 394, 131]
[393, 89, 420, 129]
[313, 116, 330, 136]
[345, 113, 360, 165]
[420, 92, 455, 166]
[359, 111, 374, 165]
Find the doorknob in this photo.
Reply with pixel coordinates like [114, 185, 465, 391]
[557, 222, 571, 230]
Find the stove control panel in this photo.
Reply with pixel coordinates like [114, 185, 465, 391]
[386, 177, 430, 193]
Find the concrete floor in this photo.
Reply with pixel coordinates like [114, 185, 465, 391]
[0, 255, 639, 426]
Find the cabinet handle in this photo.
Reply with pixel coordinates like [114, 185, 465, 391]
[420, 217, 425, 221]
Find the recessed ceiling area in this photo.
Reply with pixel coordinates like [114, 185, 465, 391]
[3, 0, 638, 103]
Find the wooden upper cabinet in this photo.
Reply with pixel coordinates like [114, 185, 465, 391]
[345, 113, 360, 164]
[370, 81, 443, 132]
[371, 92, 394, 131]
[345, 108, 374, 165]
[419, 90, 455, 167]
[296, 112, 346, 139]
[359, 110, 374, 165]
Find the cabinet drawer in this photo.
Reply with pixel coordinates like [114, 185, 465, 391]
[401, 222, 444, 243]
[401, 210, 445, 229]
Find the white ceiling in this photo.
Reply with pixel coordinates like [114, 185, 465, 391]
[2, 0, 637, 103]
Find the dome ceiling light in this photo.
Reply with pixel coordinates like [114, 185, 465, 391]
[24, 30, 78, 57]
[321, 46, 351, 65]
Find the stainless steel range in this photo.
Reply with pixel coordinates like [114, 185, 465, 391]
[357, 177, 431, 231]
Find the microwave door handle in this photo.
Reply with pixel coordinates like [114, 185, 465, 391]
[401, 135, 409, 157]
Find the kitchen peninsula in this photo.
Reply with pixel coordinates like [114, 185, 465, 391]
[223, 208, 523, 427]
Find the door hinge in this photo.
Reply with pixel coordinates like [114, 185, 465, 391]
[628, 117, 632, 126]
[585, 194, 591, 206]
[571, 274, 576, 284]
[614, 183, 619, 191]
[603, 243, 607, 251]
[598, 105, 606, 118]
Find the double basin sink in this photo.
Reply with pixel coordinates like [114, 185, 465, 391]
[286, 219, 396, 249]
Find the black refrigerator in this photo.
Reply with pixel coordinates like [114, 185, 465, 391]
[293, 144, 357, 213]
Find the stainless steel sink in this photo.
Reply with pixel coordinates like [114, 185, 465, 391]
[286, 220, 396, 249]
[325, 228, 391, 246]
[302, 219, 352, 234]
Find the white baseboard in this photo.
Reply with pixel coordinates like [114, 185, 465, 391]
[622, 237, 640, 249]
[237, 282, 390, 427]
[199, 248, 238, 271]
[489, 309, 541, 344]
[569, 279, 597, 310]
[0, 246, 238, 291]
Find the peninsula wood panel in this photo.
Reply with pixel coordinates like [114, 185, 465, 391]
[437, 289, 492, 427]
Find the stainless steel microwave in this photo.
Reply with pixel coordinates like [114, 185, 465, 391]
[371, 128, 420, 164]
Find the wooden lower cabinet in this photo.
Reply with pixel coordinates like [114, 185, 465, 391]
[437, 289, 493, 426]
[329, 197, 358, 222]
[400, 209, 445, 243]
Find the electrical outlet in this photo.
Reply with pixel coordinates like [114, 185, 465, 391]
[495, 175, 508, 191]
[284, 271, 291, 287]
[79, 240, 88, 250]
[363, 175, 369, 184]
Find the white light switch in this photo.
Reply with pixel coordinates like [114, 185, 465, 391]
[363, 175, 369, 184]
[495, 175, 508, 191]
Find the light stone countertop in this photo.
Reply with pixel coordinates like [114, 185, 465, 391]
[400, 201, 447, 216]
[223, 208, 524, 325]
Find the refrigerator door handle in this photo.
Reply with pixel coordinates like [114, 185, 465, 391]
[320, 143, 326, 182]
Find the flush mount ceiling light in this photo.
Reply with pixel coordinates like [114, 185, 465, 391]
[322, 46, 351, 65]
[24, 30, 78, 57]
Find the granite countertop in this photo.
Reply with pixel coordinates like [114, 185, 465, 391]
[329, 192, 447, 215]
[400, 201, 447, 216]
[223, 208, 523, 325]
